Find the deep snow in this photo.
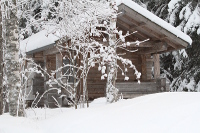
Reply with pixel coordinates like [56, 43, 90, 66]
[0, 92, 200, 133]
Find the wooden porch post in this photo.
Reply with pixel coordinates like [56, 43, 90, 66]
[153, 54, 160, 79]
[141, 55, 147, 81]
[56, 53, 62, 107]
[56, 53, 62, 80]
[43, 56, 48, 106]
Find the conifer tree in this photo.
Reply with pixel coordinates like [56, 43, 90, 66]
[137, 0, 200, 92]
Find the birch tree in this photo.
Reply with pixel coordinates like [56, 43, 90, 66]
[0, 4, 3, 115]
[1, 0, 24, 116]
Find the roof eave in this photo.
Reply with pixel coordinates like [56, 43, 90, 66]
[117, 3, 191, 49]
[26, 43, 56, 55]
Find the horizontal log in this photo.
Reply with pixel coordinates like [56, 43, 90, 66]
[34, 52, 43, 57]
[116, 82, 157, 92]
[87, 79, 106, 82]
[43, 47, 60, 55]
[116, 79, 137, 82]
[120, 91, 159, 94]
[121, 93, 158, 99]
[87, 85, 105, 89]
[88, 93, 105, 99]
[88, 90, 105, 94]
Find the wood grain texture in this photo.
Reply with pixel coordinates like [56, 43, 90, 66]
[153, 54, 160, 79]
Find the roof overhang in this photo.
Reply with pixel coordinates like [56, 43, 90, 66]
[26, 43, 56, 55]
[116, 0, 192, 54]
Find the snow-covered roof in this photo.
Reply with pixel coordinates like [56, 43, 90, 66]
[116, 0, 192, 45]
[20, 0, 192, 54]
[20, 27, 61, 54]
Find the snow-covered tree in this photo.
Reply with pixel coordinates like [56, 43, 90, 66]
[163, 0, 200, 92]
[36, 0, 141, 105]
[19, 0, 44, 39]
[137, 0, 200, 92]
[41, 0, 119, 105]
[1, 0, 24, 116]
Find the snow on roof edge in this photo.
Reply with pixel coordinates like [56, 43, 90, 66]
[20, 27, 61, 53]
[116, 0, 192, 45]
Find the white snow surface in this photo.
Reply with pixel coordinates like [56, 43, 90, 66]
[20, 27, 62, 53]
[0, 92, 200, 133]
[116, 0, 192, 45]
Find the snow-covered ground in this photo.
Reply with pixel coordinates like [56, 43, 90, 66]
[0, 92, 200, 133]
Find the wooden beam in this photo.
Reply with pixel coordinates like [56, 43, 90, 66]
[31, 57, 44, 62]
[156, 45, 184, 54]
[43, 47, 60, 55]
[137, 42, 168, 54]
[163, 39, 179, 49]
[129, 40, 163, 47]
[118, 40, 157, 47]
[118, 9, 126, 17]
[34, 52, 43, 57]
[117, 26, 141, 41]
[117, 19, 132, 30]
[130, 22, 146, 30]
[123, 14, 147, 27]
[117, 19, 152, 43]
[129, 42, 152, 47]
[153, 54, 160, 79]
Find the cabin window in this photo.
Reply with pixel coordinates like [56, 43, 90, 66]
[62, 58, 75, 83]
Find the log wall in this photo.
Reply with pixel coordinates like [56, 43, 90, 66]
[117, 78, 168, 99]
[26, 47, 162, 105]
[87, 48, 154, 99]
[116, 48, 153, 82]
[87, 66, 106, 99]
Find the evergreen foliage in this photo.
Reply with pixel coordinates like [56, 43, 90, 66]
[135, 0, 200, 91]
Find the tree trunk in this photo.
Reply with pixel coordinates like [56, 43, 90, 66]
[0, 4, 3, 115]
[4, 0, 24, 116]
[82, 52, 88, 108]
[106, 0, 118, 103]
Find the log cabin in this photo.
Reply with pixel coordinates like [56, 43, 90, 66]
[20, 0, 192, 108]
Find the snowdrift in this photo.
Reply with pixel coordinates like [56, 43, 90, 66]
[0, 92, 199, 133]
